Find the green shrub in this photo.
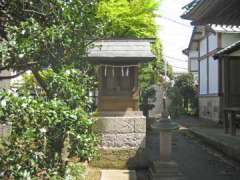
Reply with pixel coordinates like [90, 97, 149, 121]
[19, 68, 98, 112]
[0, 89, 98, 178]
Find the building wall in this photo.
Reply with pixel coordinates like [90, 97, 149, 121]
[190, 59, 199, 72]
[186, 26, 240, 122]
[200, 37, 207, 56]
[199, 58, 207, 94]
[199, 96, 222, 122]
[208, 56, 219, 94]
[198, 31, 221, 121]
[199, 32, 219, 95]
[208, 33, 218, 51]
[222, 34, 240, 47]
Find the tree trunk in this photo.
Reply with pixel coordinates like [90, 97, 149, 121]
[31, 68, 53, 98]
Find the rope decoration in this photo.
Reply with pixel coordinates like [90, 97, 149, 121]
[101, 64, 138, 77]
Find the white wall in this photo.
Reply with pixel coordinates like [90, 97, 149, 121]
[222, 34, 240, 48]
[200, 59, 207, 95]
[190, 59, 199, 72]
[208, 33, 218, 51]
[200, 38, 207, 57]
[189, 50, 199, 58]
[208, 56, 219, 94]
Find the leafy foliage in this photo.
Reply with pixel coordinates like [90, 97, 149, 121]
[0, 0, 102, 97]
[167, 73, 198, 117]
[139, 40, 173, 115]
[20, 68, 97, 111]
[97, 0, 159, 38]
[0, 0, 102, 179]
[0, 90, 98, 178]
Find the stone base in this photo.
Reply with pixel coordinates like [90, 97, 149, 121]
[199, 96, 222, 122]
[148, 161, 183, 180]
[96, 111, 146, 148]
[101, 133, 145, 148]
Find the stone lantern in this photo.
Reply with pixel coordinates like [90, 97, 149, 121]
[149, 85, 182, 179]
[88, 39, 155, 157]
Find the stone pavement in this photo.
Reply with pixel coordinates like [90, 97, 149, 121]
[175, 116, 240, 162]
[100, 170, 136, 180]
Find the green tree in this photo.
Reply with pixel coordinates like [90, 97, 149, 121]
[97, 0, 159, 38]
[0, 1, 102, 177]
[0, 0, 102, 97]
[167, 73, 198, 117]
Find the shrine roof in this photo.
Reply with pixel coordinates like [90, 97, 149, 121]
[87, 39, 155, 64]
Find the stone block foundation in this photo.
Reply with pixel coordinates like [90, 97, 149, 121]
[199, 96, 222, 122]
[96, 111, 146, 149]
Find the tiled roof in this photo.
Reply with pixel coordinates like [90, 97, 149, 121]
[87, 39, 155, 64]
[214, 41, 240, 59]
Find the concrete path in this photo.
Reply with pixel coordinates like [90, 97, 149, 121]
[100, 170, 137, 180]
[175, 116, 240, 162]
[172, 131, 240, 180]
[146, 116, 240, 180]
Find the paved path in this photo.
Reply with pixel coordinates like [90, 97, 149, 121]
[100, 116, 240, 180]
[172, 131, 240, 180]
[100, 170, 136, 180]
[175, 116, 240, 162]
[146, 120, 240, 180]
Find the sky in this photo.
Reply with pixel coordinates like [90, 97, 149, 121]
[156, 0, 193, 73]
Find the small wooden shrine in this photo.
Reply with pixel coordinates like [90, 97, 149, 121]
[88, 39, 155, 149]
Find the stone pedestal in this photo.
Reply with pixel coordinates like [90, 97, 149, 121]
[148, 111, 182, 180]
[149, 161, 183, 180]
[96, 111, 146, 149]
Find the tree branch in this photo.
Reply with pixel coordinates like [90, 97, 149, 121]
[31, 68, 53, 98]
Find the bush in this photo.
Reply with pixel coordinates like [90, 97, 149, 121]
[0, 69, 99, 178]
